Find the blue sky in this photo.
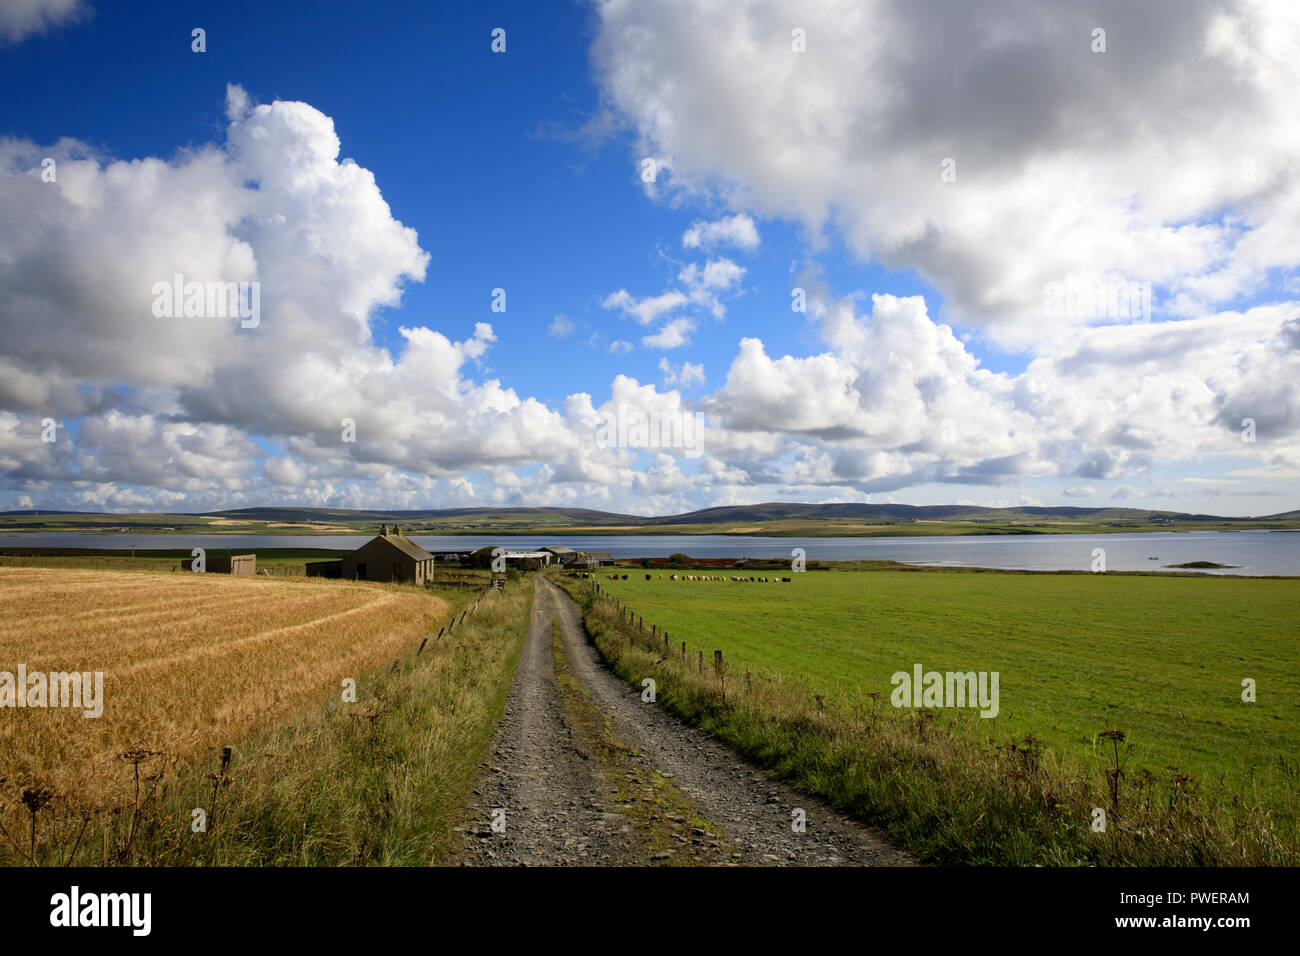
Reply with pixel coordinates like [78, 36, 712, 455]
[2, 0, 916, 404]
[1, 0, 1297, 516]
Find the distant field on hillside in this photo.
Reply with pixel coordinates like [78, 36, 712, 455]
[604, 517, 1300, 536]
[3, 504, 1298, 536]
[593, 570, 1300, 803]
[0, 567, 452, 807]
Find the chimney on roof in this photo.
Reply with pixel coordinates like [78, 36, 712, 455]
[380, 523, 388, 536]
[394, 525, 402, 536]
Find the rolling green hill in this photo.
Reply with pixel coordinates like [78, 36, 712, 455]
[2, 501, 1297, 535]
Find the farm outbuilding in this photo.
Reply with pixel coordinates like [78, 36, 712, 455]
[501, 551, 549, 570]
[570, 551, 614, 570]
[341, 525, 435, 584]
[218, 554, 257, 575]
[539, 544, 577, 566]
[182, 553, 256, 575]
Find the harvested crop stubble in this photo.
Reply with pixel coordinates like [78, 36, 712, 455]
[0, 567, 449, 806]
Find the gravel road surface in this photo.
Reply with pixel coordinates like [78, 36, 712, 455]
[458, 577, 915, 866]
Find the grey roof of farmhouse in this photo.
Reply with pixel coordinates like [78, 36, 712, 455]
[375, 533, 433, 561]
[540, 544, 576, 554]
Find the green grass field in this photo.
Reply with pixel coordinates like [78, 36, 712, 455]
[594, 570, 1300, 802]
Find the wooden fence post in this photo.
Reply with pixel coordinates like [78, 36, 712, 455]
[698, 650, 704, 673]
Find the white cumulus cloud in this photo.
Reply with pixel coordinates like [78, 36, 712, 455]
[592, 0, 1300, 346]
[682, 213, 759, 250]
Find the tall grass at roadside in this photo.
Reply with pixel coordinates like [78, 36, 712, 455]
[556, 576, 1297, 866]
[0, 579, 531, 866]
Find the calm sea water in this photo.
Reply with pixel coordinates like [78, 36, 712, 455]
[1, 530, 1297, 575]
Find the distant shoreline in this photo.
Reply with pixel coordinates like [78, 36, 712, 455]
[2, 546, 1296, 580]
[1, 525, 1297, 538]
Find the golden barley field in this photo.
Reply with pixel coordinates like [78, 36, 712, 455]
[0, 566, 450, 806]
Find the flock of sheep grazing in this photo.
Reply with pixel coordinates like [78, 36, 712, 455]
[665, 573, 793, 583]
[572, 571, 793, 583]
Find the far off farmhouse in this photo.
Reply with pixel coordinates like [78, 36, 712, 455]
[306, 525, 435, 584]
[306, 531, 613, 583]
[492, 544, 614, 570]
